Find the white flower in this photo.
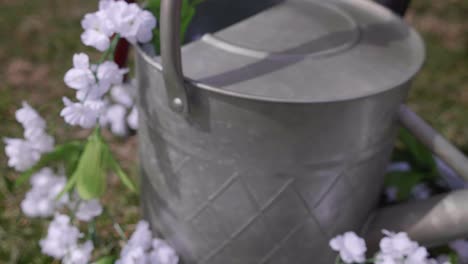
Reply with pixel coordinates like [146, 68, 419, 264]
[387, 162, 411, 172]
[133, 10, 157, 43]
[116, 220, 179, 264]
[81, 29, 111, 52]
[126, 220, 153, 251]
[4, 138, 41, 171]
[404, 247, 429, 264]
[21, 168, 69, 218]
[74, 199, 103, 222]
[106, 1, 157, 44]
[40, 214, 82, 259]
[61, 97, 106, 128]
[96, 61, 128, 92]
[27, 130, 55, 153]
[411, 183, 431, 200]
[105, 104, 128, 136]
[149, 239, 179, 264]
[127, 106, 138, 130]
[63, 241, 94, 264]
[98, 0, 113, 10]
[14, 102, 55, 153]
[380, 230, 419, 259]
[111, 83, 134, 108]
[385, 186, 398, 203]
[330, 232, 367, 263]
[64, 53, 96, 91]
[15, 101, 46, 131]
[81, 10, 114, 51]
[116, 246, 149, 264]
[376, 253, 398, 264]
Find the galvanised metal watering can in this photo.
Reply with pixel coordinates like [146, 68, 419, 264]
[135, 0, 468, 263]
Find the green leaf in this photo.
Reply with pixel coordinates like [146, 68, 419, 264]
[76, 130, 108, 200]
[105, 147, 137, 193]
[2, 175, 14, 192]
[399, 128, 437, 178]
[64, 149, 82, 179]
[146, 0, 205, 54]
[385, 171, 425, 201]
[55, 172, 78, 201]
[93, 256, 117, 264]
[14, 141, 84, 188]
[449, 252, 459, 264]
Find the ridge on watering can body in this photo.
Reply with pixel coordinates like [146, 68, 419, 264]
[140, 0, 424, 103]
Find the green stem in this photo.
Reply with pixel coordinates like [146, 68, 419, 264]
[88, 219, 97, 244]
[83, 34, 121, 101]
[98, 34, 121, 64]
[70, 199, 82, 223]
[104, 208, 127, 241]
[335, 255, 343, 264]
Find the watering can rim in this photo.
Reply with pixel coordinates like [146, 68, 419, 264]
[136, 0, 426, 105]
[135, 40, 425, 105]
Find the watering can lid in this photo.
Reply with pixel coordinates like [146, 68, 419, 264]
[179, 0, 425, 103]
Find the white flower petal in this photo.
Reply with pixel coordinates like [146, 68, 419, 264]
[60, 97, 104, 129]
[64, 66, 96, 91]
[81, 30, 111, 52]
[4, 138, 41, 171]
[21, 168, 68, 218]
[15, 101, 46, 131]
[329, 232, 366, 264]
[127, 106, 138, 130]
[62, 241, 94, 264]
[111, 83, 134, 108]
[73, 53, 90, 69]
[40, 214, 82, 259]
[149, 239, 179, 264]
[105, 104, 128, 136]
[74, 199, 103, 222]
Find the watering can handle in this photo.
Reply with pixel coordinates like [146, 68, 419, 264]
[365, 108, 468, 250]
[367, 0, 468, 249]
[160, 0, 189, 114]
[383, 0, 468, 181]
[398, 105, 468, 180]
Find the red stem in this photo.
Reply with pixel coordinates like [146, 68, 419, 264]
[113, 0, 136, 79]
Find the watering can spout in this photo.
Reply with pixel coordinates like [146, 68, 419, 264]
[363, 189, 468, 251]
[363, 105, 468, 251]
[364, 0, 468, 251]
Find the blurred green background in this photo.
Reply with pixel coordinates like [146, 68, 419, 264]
[0, 0, 466, 263]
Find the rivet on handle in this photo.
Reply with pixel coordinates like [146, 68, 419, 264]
[160, 0, 189, 115]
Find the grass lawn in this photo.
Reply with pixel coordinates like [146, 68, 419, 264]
[0, 0, 466, 263]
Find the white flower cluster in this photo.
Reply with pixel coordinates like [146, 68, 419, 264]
[20, 167, 103, 221]
[330, 232, 367, 263]
[116, 220, 179, 264]
[21, 168, 69, 218]
[4, 102, 54, 171]
[61, 0, 153, 130]
[376, 230, 437, 264]
[99, 80, 139, 136]
[330, 231, 448, 264]
[61, 53, 126, 129]
[40, 214, 93, 264]
[81, 0, 156, 51]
